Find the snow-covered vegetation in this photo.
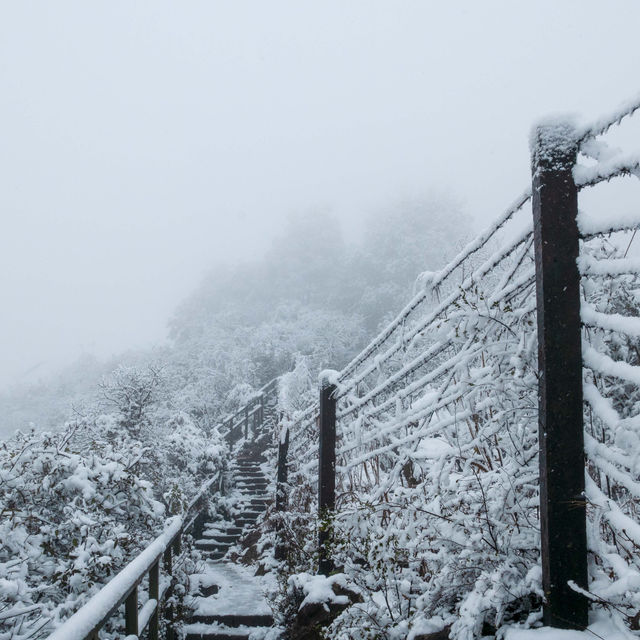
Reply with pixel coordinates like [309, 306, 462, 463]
[0, 197, 471, 638]
[266, 110, 640, 639]
[0, 366, 224, 639]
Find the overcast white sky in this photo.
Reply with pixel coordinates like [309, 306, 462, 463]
[1, 1, 639, 389]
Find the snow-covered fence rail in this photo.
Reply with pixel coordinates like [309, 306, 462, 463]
[276, 93, 640, 636]
[45, 473, 221, 640]
[219, 378, 278, 444]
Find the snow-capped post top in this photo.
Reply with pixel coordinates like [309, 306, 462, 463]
[530, 116, 580, 173]
[319, 369, 339, 388]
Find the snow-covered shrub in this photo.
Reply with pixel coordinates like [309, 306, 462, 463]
[99, 364, 164, 438]
[158, 412, 226, 514]
[0, 422, 165, 638]
[0, 362, 227, 638]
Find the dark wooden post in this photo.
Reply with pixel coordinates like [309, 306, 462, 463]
[163, 546, 172, 574]
[244, 405, 249, 440]
[318, 375, 337, 576]
[252, 404, 258, 439]
[149, 560, 160, 640]
[275, 426, 290, 561]
[125, 585, 138, 636]
[531, 121, 588, 629]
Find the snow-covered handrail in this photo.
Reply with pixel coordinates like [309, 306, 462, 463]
[336, 188, 532, 386]
[46, 472, 220, 640]
[219, 376, 280, 444]
[579, 90, 640, 142]
[333, 224, 533, 400]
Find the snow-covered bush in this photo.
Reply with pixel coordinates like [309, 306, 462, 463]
[0, 363, 227, 639]
[0, 422, 164, 638]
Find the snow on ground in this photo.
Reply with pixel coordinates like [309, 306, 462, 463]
[189, 561, 272, 617]
[504, 611, 635, 640]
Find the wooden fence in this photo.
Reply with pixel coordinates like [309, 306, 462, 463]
[276, 99, 640, 632]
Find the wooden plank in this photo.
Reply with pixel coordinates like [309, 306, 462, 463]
[531, 121, 588, 629]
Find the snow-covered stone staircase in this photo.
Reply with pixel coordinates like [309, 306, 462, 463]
[186, 450, 275, 639]
[194, 455, 270, 561]
[184, 563, 274, 640]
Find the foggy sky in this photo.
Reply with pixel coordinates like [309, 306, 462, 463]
[1, 1, 639, 389]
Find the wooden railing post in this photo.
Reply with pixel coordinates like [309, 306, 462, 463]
[318, 373, 337, 576]
[531, 121, 588, 629]
[252, 403, 258, 439]
[163, 544, 176, 640]
[244, 405, 249, 440]
[149, 560, 160, 640]
[275, 425, 290, 561]
[124, 585, 138, 636]
[163, 546, 172, 575]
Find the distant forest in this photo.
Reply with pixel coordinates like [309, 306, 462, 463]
[0, 195, 470, 437]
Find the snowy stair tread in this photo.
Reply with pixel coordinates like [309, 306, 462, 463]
[186, 562, 273, 640]
[196, 462, 269, 559]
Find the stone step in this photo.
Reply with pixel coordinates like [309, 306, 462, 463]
[195, 540, 234, 552]
[200, 533, 237, 543]
[185, 633, 250, 640]
[208, 526, 242, 535]
[189, 614, 274, 627]
[185, 627, 254, 640]
[238, 509, 262, 517]
[242, 506, 266, 515]
[235, 519, 258, 528]
[202, 522, 241, 531]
